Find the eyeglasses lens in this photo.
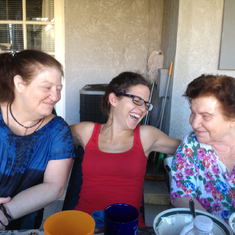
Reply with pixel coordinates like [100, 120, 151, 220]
[145, 103, 150, 110]
[133, 96, 151, 111]
[133, 96, 143, 105]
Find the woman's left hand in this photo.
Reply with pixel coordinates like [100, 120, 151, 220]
[0, 197, 11, 231]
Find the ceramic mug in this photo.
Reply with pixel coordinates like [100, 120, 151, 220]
[104, 203, 139, 235]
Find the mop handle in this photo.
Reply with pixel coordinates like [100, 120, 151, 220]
[153, 62, 173, 168]
[169, 62, 173, 75]
[159, 62, 173, 129]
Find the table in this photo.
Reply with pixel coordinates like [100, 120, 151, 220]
[0, 227, 155, 235]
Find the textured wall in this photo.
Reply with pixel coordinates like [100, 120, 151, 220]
[162, 0, 179, 68]
[170, 0, 235, 139]
[159, 0, 179, 135]
[64, 0, 163, 124]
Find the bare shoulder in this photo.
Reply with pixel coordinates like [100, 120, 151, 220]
[139, 125, 163, 141]
[69, 122, 95, 147]
[139, 125, 181, 156]
[70, 121, 95, 132]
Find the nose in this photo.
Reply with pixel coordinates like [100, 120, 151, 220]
[137, 103, 147, 112]
[49, 89, 61, 103]
[189, 114, 201, 129]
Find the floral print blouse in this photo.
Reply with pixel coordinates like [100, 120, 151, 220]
[170, 132, 235, 222]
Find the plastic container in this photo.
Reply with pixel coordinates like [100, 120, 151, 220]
[44, 210, 95, 235]
[80, 84, 108, 124]
[185, 215, 214, 235]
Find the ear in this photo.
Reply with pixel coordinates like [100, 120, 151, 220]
[109, 92, 119, 107]
[13, 75, 25, 93]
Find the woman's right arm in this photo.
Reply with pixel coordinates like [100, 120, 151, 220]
[69, 122, 95, 148]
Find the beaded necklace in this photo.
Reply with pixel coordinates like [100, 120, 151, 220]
[9, 103, 45, 136]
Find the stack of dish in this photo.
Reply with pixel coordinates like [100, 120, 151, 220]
[153, 208, 233, 235]
[229, 212, 235, 234]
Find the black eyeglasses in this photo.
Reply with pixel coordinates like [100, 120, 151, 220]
[115, 93, 153, 111]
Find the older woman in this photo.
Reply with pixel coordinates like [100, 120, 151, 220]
[70, 71, 181, 226]
[0, 50, 74, 230]
[170, 74, 235, 222]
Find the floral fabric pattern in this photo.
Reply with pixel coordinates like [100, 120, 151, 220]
[170, 132, 235, 222]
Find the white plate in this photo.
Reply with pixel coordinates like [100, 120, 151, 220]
[153, 208, 233, 235]
[229, 212, 235, 234]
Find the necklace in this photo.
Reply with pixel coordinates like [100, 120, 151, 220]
[9, 103, 44, 135]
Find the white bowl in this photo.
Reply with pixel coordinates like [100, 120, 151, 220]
[153, 208, 233, 235]
[229, 212, 235, 234]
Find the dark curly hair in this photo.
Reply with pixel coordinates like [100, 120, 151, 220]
[0, 49, 63, 103]
[184, 74, 235, 119]
[102, 72, 150, 114]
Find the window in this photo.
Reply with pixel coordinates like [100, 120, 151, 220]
[0, 0, 55, 55]
[0, 0, 65, 117]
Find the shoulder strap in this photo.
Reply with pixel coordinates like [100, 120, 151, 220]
[133, 125, 143, 149]
[85, 123, 101, 150]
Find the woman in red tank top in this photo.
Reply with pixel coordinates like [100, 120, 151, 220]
[70, 72, 181, 227]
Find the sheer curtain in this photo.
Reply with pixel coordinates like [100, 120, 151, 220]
[41, 0, 54, 52]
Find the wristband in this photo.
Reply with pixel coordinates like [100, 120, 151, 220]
[0, 204, 13, 223]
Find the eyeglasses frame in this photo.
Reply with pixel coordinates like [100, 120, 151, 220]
[115, 92, 153, 111]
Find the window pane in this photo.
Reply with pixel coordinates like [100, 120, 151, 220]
[26, 0, 54, 22]
[0, 0, 22, 21]
[0, 24, 23, 52]
[27, 24, 54, 52]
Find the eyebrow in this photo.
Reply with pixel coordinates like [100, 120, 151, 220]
[190, 107, 213, 116]
[40, 81, 62, 87]
[200, 112, 213, 116]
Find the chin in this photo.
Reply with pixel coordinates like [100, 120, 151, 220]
[127, 123, 138, 130]
[196, 136, 209, 145]
[41, 108, 53, 117]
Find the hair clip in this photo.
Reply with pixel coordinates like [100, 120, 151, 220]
[10, 49, 19, 62]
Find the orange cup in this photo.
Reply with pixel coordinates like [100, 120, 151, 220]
[44, 210, 95, 235]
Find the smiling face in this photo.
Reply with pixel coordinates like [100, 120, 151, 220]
[19, 66, 62, 117]
[189, 95, 235, 145]
[114, 84, 150, 130]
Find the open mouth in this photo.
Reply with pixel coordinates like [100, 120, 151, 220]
[129, 113, 140, 121]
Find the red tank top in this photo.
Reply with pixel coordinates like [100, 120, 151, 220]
[74, 123, 147, 226]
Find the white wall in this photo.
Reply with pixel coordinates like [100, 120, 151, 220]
[64, 0, 163, 124]
[170, 0, 235, 139]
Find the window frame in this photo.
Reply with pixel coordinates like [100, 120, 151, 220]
[0, 0, 65, 118]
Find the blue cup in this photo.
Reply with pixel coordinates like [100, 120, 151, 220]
[104, 203, 139, 235]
